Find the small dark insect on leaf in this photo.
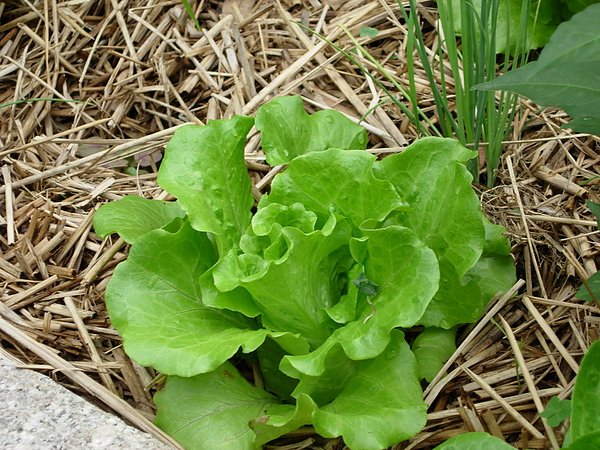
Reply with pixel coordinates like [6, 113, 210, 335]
[352, 272, 379, 296]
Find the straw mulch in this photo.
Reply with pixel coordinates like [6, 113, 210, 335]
[0, 1, 598, 449]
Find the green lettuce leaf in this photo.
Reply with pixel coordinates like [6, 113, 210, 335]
[375, 137, 483, 277]
[214, 213, 354, 347]
[255, 95, 368, 165]
[419, 259, 483, 328]
[421, 218, 515, 328]
[305, 331, 427, 450]
[374, 138, 513, 329]
[325, 262, 365, 324]
[93, 195, 185, 244]
[252, 394, 317, 447]
[197, 268, 261, 317]
[157, 117, 254, 252]
[476, 4, 600, 134]
[256, 338, 300, 401]
[263, 148, 404, 229]
[282, 225, 439, 376]
[413, 327, 457, 382]
[154, 363, 280, 450]
[434, 432, 515, 449]
[571, 339, 600, 440]
[106, 221, 281, 377]
[467, 218, 516, 300]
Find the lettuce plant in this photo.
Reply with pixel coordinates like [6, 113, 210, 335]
[94, 96, 515, 449]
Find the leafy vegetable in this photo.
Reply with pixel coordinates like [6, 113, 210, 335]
[156, 116, 255, 253]
[310, 332, 427, 450]
[444, 0, 600, 54]
[476, 3, 600, 134]
[154, 363, 276, 449]
[103, 221, 287, 377]
[254, 95, 367, 165]
[434, 432, 515, 449]
[571, 339, 600, 441]
[92, 195, 185, 244]
[413, 327, 457, 382]
[95, 96, 515, 449]
[441, 0, 560, 54]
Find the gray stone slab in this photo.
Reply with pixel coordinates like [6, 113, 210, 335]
[0, 354, 172, 449]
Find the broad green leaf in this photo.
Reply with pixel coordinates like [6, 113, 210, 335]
[567, 430, 600, 450]
[282, 225, 439, 375]
[157, 117, 254, 253]
[325, 263, 364, 324]
[287, 342, 357, 405]
[419, 259, 483, 328]
[563, 0, 600, 14]
[587, 201, 600, 226]
[571, 339, 600, 440]
[413, 327, 457, 382]
[442, 0, 562, 54]
[466, 253, 516, 306]
[252, 202, 318, 238]
[375, 137, 484, 277]
[214, 214, 354, 347]
[256, 338, 299, 401]
[154, 363, 277, 450]
[481, 217, 513, 256]
[106, 221, 278, 377]
[476, 4, 600, 134]
[197, 268, 261, 317]
[564, 427, 574, 448]
[465, 218, 516, 305]
[423, 258, 514, 330]
[540, 396, 572, 427]
[93, 195, 185, 244]
[310, 331, 427, 450]
[434, 432, 515, 449]
[329, 225, 439, 361]
[420, 217, 514, 328]
[255, 96, 368, 165]
[263, 149, 405, 229]
[576, 271, 600, 302]
[358, 226, 439, 331]
[252, 394, 317, 447]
